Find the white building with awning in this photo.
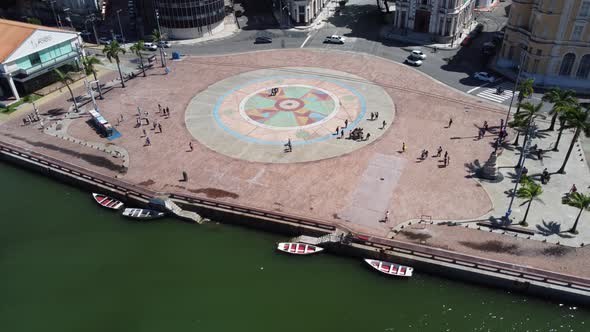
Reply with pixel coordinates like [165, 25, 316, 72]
[0, 19, 83, 104]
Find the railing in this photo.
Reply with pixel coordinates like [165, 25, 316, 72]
[1, 140, 590, 293]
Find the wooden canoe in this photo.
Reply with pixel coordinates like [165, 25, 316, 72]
[364, 259, 413, 277]
[92, 193, 124, 210]
[277, 242, 324, 255]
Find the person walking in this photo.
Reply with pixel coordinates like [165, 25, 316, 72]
[344, 119, 348, 128]
[382, 120, 386, 129]
[142, 129, 147, 137]
[448, 117, 453, 128]
[340, 129, 344, 138]
[370, 112, 374, 120]
[402, 142, 407, 152]
[436, 146, 443, 157]
[158, 123, 162, 133]
[375, 112, 379, 120]
[145, 137, 151, 146]
[335, 126, 339, 135]
[158, 104, 162, 113]
[383, 210, 390, 223]
[365, 132, 371, 141]
[444, 151, 448, 160]
[189, 141, 193, 151]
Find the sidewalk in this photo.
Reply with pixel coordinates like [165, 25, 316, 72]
[381, 20, 478, 50]
[168, 14, 239, 46]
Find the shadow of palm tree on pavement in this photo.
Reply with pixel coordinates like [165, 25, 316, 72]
[536, 220, 574, 238]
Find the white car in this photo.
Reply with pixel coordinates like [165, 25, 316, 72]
[98, 37, 111, 45]
[410, 50, 427, 60]
[324, 35, 346, 44]
[143, 42, 158, 51]
[473, 71, 497, 82]
[405, 56, 423, 66]
[158, 40, 171, 48]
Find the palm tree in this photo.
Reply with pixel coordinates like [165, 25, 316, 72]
[516, 181, 543, 226]
[130, 40, 147, 77]
[556, 106, 590, 174]
[102, 40, 126, 88]
[514, 78, 535, 115]
[151, 29, 166, 68]
[562, 192, 590, 233]
[552, 102, 579, 152]
[54, 68, 79, 113]
[511, 101, 545, 146]
[542, 88, 577, 131]
[82, 56, 103, 99]
[508, 115, 527, 146]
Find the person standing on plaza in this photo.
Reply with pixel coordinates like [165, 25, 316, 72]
[340, 129, 344, 138]
[365, 132, 370, 141]
[370, 112, 374, 120]
[158, 104, 162, 113]
[402, 142, 407, 153]
[382, 120, 386, 129]
[344, 119, 348, 128]
[142, 129, 146, 137]
[436, 146, 443, 157]
[383, 210, 389, 223]
[375, 112, 379, 120]
[189, 141, 193, 151]
[145, 137, 151, 146]
[158, 123, 162, 133]
[335, 126, 339, 135]
[448, 117, 453, 128]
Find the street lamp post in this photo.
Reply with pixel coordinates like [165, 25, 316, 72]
[116, 9, 125, 44]
[501, 47, 527, 143]
[154, 8, 167, 68]
[64, 8, 74, 29]
[48, 0, 59, 27]
[85, 15, 100, 45]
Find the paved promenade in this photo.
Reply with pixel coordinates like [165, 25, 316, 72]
[1, 49, 589, 278]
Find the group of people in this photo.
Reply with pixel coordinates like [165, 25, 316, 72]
[157, 104, 171, 117]
[417, 145, 449, 166]
[269, 87, 280, 97]
[369, 112, 380, 121]
[22, 112, 41, 126]
[348, 127, 369, 141]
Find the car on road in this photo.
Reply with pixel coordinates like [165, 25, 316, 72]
[98, 37, 111, 45]
[410, 50, 426, 60]
[405, 56, 423, 67]
[254, 36, 272, 44]
[324, 35, 346, 44]
[143, 42, 158, 51]
[158, 40, 171, 48]
[473, 71, 497, 82]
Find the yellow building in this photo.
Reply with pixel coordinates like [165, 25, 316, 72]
[497, 0, 590, 91]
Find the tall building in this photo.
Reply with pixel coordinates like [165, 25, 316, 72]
[384, 0, 476, 43]
[497, 0, 590, 91]
[281, 0, 330, 25]
[152, 0, 226, 39]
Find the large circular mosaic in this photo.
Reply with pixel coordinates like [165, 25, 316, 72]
[185, 67, 395, 163]
[241, 85, 338, 129]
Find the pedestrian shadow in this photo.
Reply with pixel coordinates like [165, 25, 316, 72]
[536, 220, 574, 238]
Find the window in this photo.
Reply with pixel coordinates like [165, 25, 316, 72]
[576, 54, 590, 79]
[559, 53, 576, 76]
[572, 24, 584, 41]
[29, 52, 41, 66]
[580, 1, 590, 17]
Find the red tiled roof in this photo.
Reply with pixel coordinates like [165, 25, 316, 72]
[0, 18, 71, 63]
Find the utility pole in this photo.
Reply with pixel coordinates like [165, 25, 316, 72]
[49, 0, 59, 27]
[116, 9, 125, 44]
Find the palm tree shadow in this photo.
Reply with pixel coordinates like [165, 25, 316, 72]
[464, 159, 481, 178]
[536, 220, 574, 238]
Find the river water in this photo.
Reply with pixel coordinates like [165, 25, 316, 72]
[0, 162, 588, 331]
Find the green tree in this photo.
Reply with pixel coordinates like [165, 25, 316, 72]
[130, 40, 147, 77]
[552, 101, 579, 152]
[54, 68, 79, 113]
[510, 101, 545, 146]
[556, 106, 590, 174]
[514, 78, 535, 115]
[542, 88, 577, 131]
[508, 115, 527, 146]
[26, 17, 42, 25]
[82, 56, 103, 99]
[562, 192, 590, 233]
[102, 40, 126, 88]
[150, 29, 166, 68]
[516, 181, 543, 226]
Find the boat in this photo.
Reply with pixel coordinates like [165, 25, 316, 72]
[92, 193, 124, 210]
[277, 242, 324, 255]
[364, 259, 413, 277]
[122, 208, 166, 220]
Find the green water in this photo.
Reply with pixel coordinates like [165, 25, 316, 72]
[0, 162, 588, 332]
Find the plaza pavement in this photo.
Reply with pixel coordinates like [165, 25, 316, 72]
[2, 49, 590, 278]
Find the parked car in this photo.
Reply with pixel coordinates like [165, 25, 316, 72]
[254, 36, 272, 44]
[405, 56, 423, 67]
[158, 40, 171, 48]
[461, 36, 472, 46]
[410, 50, 427, 60]
[473, 72, 497, 82]
[143, 42, 158, 51]
[324, 35, 346, 44]
[98, 37, 111, 45]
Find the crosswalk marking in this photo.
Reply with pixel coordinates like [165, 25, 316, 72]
[476, 81, 515, 104]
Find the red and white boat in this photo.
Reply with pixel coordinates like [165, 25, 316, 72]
[277, 242, 324, 255]
[92, 193, 124, 210]
[364, 259, 413, 277]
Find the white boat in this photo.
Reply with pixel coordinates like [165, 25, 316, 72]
[277, 242, 324, 255]
[364, 259, 413, 277]
[122, 208, 166, 220]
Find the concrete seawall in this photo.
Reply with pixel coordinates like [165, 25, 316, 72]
[1, 140, 589, 305]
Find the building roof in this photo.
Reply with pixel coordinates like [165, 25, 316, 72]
[0, 19, 73, 63]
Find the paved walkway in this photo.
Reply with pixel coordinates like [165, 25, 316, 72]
[3, 49, 590, 278]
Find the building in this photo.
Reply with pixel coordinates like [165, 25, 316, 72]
[383, 0, 477, 43]
[0, 0, 101, 28]
[497, 0, 590, 91]
[278, 0, 330, 26]
[0, 19, 83, 102]
[151, 0, 226, 39]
